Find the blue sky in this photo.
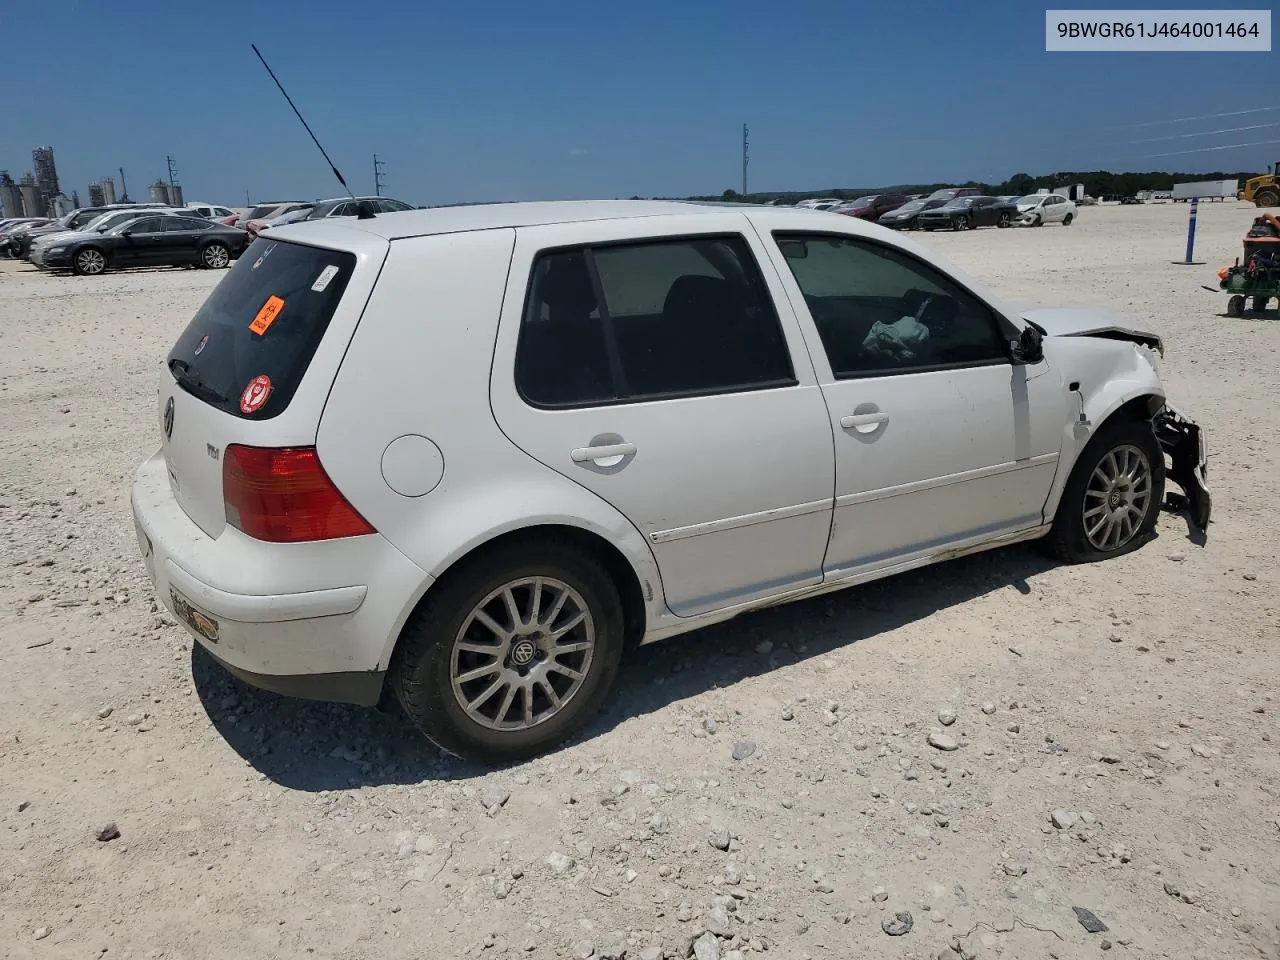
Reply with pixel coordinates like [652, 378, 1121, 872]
[2, 0, 1273, 205]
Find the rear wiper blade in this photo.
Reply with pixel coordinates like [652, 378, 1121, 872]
[167, 358, 232, 404]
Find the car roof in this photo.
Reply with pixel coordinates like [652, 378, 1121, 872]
[269, 199, 801, 243]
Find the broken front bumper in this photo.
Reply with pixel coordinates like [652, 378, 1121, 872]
[1154, 407, 1211, 532]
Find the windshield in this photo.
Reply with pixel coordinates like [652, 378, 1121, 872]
[166, 239, 357, 419]
[246, 205, 284, 220]
[892, 200, 924, 213]
[1018, 195, 1045, 205]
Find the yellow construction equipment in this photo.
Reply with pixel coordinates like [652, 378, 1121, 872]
[1240, 162, 1280, 207]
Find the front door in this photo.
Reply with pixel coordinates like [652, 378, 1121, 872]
[763, 231, 1066, 576]
[116, 217, 170, 265]
[490, 217, 836, 617]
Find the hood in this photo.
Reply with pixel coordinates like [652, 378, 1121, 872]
[1022, 306, 1163, 355]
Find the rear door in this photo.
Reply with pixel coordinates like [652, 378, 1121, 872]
[161, 216, 208, 263]
[490, 216, 836, 618]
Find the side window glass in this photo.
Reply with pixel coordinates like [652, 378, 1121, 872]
[774, 233, 1008, 377]
[515, 236, 795, 407]
[128, 218, 161, 233]
[515, 250, 614, 407]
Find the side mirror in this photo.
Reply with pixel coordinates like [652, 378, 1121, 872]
[1011, 325, 1044, 364]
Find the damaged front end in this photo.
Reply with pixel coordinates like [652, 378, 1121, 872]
[1153, 407, 1211, 532]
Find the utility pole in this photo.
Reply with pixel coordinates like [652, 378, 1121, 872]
[373, 154, 387, 196]
[166, 155, 179, 201]
[742, 124, 749, 197]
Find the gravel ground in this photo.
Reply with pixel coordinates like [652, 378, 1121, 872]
[2, 202, 1278, 960]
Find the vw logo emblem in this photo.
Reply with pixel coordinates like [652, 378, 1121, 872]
[163, 396, 175, 440]
[511, 640, 537, 666]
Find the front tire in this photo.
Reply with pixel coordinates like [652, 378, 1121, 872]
[997, 212, 1012, 228]
[1044, 416, 1165, 563]
[1227, 294, 1246, 317]
[390, 539, 625, 763]
[953, 216, 969, 231]
[73, 247, 106, 276]
[201, 243, 230, 269]
[1062, 212, 1075, 225]
[1255, 188, 1280, 208]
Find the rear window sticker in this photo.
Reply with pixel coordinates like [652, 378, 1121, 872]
[239, 374, 273, 415]
[248, 295, 285, 336]
[311, 264, 340, 292]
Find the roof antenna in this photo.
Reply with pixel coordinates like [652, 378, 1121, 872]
[251, 43, 374, 218]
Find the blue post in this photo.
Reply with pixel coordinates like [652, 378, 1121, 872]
[1173, 196, 1204, 265]
[1184, 197, 1198, 262]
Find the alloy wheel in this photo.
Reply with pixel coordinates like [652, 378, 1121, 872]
[450, 576, 596, 732]
[1083, 444, 1152, 551]
[76, 249, 105, 275]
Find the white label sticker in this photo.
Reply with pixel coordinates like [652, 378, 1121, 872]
[311, 264, 340, 292]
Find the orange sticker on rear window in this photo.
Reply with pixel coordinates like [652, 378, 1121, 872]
[248, 295, 285, 336]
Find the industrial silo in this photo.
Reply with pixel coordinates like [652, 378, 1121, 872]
[87, 183, 106, 207]
[0, 171, 23, 218]
[148, 180, 169, 204]
[102, 177, 116, 205]
[18, 173, 44, 217]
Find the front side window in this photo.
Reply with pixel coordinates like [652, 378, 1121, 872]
[515, 235, 795, 407]
[774, 233, 1008, 377]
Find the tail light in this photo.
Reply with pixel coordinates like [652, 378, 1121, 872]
[223, 445, 375, 543]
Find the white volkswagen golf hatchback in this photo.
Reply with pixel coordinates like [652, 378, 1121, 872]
[131, 201, 1210, 762]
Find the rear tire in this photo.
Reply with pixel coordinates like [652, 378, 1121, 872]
[200, 243, 230, 269]
[390, 539, 625, 763]
[1043, 415, 1165, 564]
[997, 212, 1012, 228]
[1063, 212, 1075, 225]
[1255, 189, 1280, 208]
[1227, 294, 1246, 317]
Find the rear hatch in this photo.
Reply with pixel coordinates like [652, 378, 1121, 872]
[160, 235, 370, 538]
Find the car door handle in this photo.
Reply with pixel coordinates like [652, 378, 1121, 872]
[840, 412, 889, 429]
[571, 442, 636, 464]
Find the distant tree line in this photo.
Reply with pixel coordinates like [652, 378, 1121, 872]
[673, 169, 1260, 204]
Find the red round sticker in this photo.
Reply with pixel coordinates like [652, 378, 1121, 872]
[239, 374, 273, 415]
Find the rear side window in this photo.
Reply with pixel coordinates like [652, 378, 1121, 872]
[515, 235, 795, 407]
[166, 239, 356, 419]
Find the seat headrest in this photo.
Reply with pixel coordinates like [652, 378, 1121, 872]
[540, 254, 597, 318]
[663, 274, 735, 318]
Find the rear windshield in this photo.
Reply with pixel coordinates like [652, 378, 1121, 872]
[166, 238, 356, 420]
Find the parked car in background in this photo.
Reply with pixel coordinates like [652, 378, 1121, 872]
[236, 201, 308, 229]
[297, 196, 416, 221]
[1016, 194, 1077, 226]
[925, 187, 982, 204]
[834, 194, 910, 221]
[254, 206, 316, 234]
[918, 195, 1019, 231]
[244, 203, 316, 239]
[176, 203, 236, 220]
[876, 196, 949, 230]
[0, 218, 49, 255]
[29, 208, 183, 266]
[42, 215, 249, 275]
[795, 198, 842, 210]
[130, 200, 1209, 763]
[8, 204, 171, 259]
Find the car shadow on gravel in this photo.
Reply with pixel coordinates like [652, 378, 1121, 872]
[192, 543, 1059, 792]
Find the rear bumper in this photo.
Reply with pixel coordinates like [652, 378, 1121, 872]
[130, 448, 432, 706]
[1154, 406, 1211, 531]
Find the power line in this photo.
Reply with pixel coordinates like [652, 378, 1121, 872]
[1146, 138, 1280, 158]
[1113, 105, 1280, 129]
[1125, 121, 1280, 144]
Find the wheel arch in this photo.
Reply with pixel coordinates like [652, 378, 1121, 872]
[380, 521, 651, 677]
